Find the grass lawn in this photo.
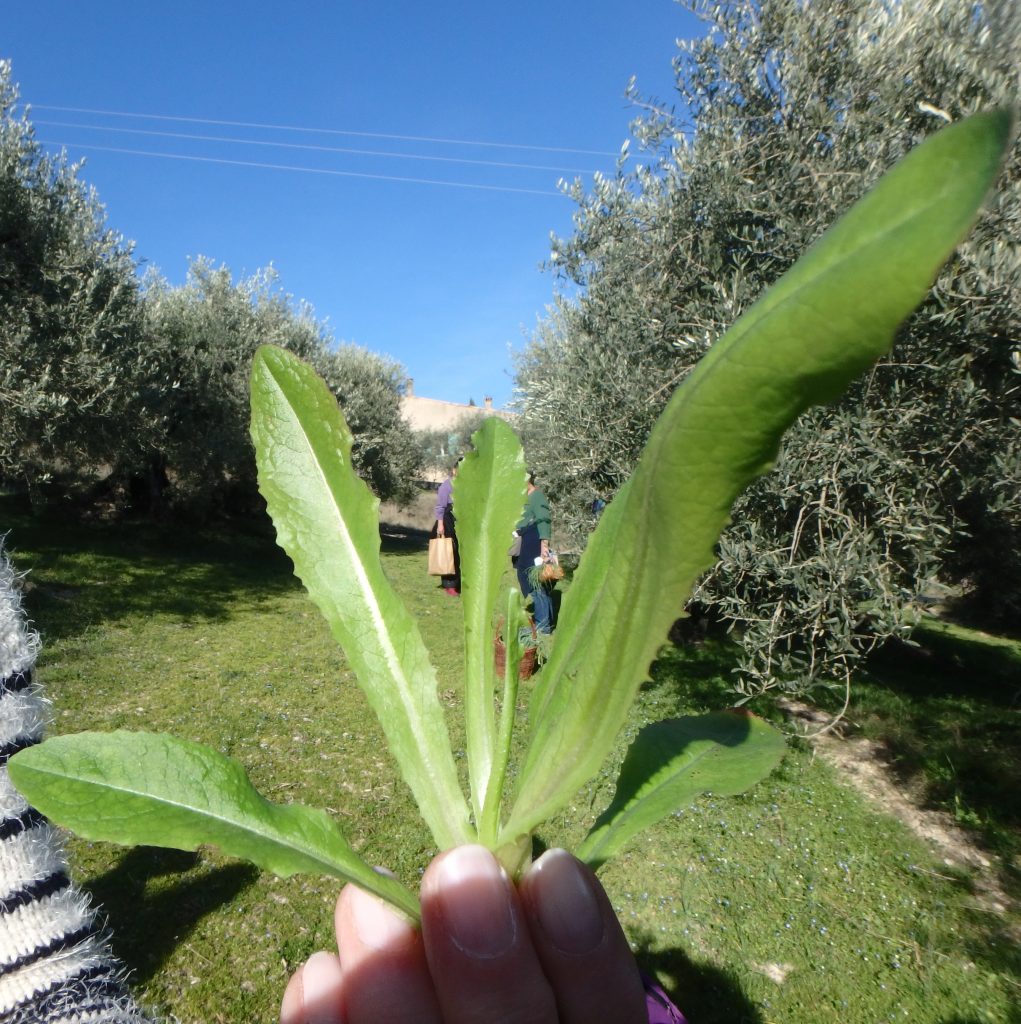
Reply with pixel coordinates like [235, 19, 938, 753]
[3, 497, 1019, 1024]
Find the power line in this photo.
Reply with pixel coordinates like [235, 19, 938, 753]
[31, 104, 619, 158]
[34, 119, 602, 175]
[39, 140, 568, 197]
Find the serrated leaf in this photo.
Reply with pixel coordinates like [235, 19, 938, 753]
[577, 712, 786, 870]
[8, 731, 419, 919]
[250, 345, 472, 849]
[451, 418, 527, 825]
[503, 110, 1013, 842]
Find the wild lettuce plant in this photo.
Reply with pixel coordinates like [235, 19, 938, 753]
[9, 110, 1012, 922]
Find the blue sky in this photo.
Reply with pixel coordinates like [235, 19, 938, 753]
[4, 1, 703, 408]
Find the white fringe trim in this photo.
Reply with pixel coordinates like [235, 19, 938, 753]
[0, 539, 157, 1023]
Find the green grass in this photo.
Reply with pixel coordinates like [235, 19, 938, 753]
[3, 497, 1019, 1024]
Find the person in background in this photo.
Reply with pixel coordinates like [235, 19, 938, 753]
[432, 457, 461, 596]
[515, 471, 554, 633]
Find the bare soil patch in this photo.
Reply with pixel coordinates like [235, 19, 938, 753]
[780, 699, 1019, 938]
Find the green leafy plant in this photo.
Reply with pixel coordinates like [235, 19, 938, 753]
[9, 110, 1011, 922]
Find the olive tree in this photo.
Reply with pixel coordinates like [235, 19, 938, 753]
[0, 60, 144, 497]
[517, 0, 1021, 696]
[413, 407, 500, 477]
[1, 58, 420, 517]
[314, 342, 423, 506]
[139, 259, 422, 515]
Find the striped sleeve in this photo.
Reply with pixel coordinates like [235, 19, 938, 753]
[1, 543, 155, 1024]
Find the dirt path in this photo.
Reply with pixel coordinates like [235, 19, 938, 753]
[780, 700, 1018, 937]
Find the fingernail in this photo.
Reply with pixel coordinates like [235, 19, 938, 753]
[349, 885, 416, 951]
[528, 849, 605, 954]
[298, 951, 343, 1024]
[430, 844, 516, 958]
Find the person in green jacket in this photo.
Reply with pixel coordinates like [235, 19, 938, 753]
[514, 472, 554, 633]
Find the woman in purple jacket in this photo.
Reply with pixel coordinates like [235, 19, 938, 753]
[431, 458, 462, 595]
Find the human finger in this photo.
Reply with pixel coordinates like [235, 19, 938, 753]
[519, 848, 647, 1024]
[280, 950, 345, 1024]
[420, 844, 558, 1024]
[333, 881, 443, 1024]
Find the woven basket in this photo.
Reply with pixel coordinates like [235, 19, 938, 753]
[494, 622, 537, 679]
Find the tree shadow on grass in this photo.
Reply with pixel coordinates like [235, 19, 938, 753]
[940, 1016, 1021, 1024]
[631, 932, 763, 1024]
[379, 523, 430, 554]
[958, 906, 1021, 1010]
[642, 637, 743, 713]
[859, 632, 1021, 884]
[3, 500, 299, 642]
[868, 629, 1021, 706]
[83, 846, 258, 984]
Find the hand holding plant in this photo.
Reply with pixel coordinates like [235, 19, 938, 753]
[9, 112, 1011, 935]
[280, 845, 651, 1024]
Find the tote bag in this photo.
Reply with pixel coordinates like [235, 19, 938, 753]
[428, 537, 455, 576]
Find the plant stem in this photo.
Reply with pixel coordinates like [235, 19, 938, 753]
[478, 588, 526, 847]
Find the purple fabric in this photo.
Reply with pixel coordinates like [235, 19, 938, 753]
[642, 971, 687, 1024]
[435, 477, 453, 520]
